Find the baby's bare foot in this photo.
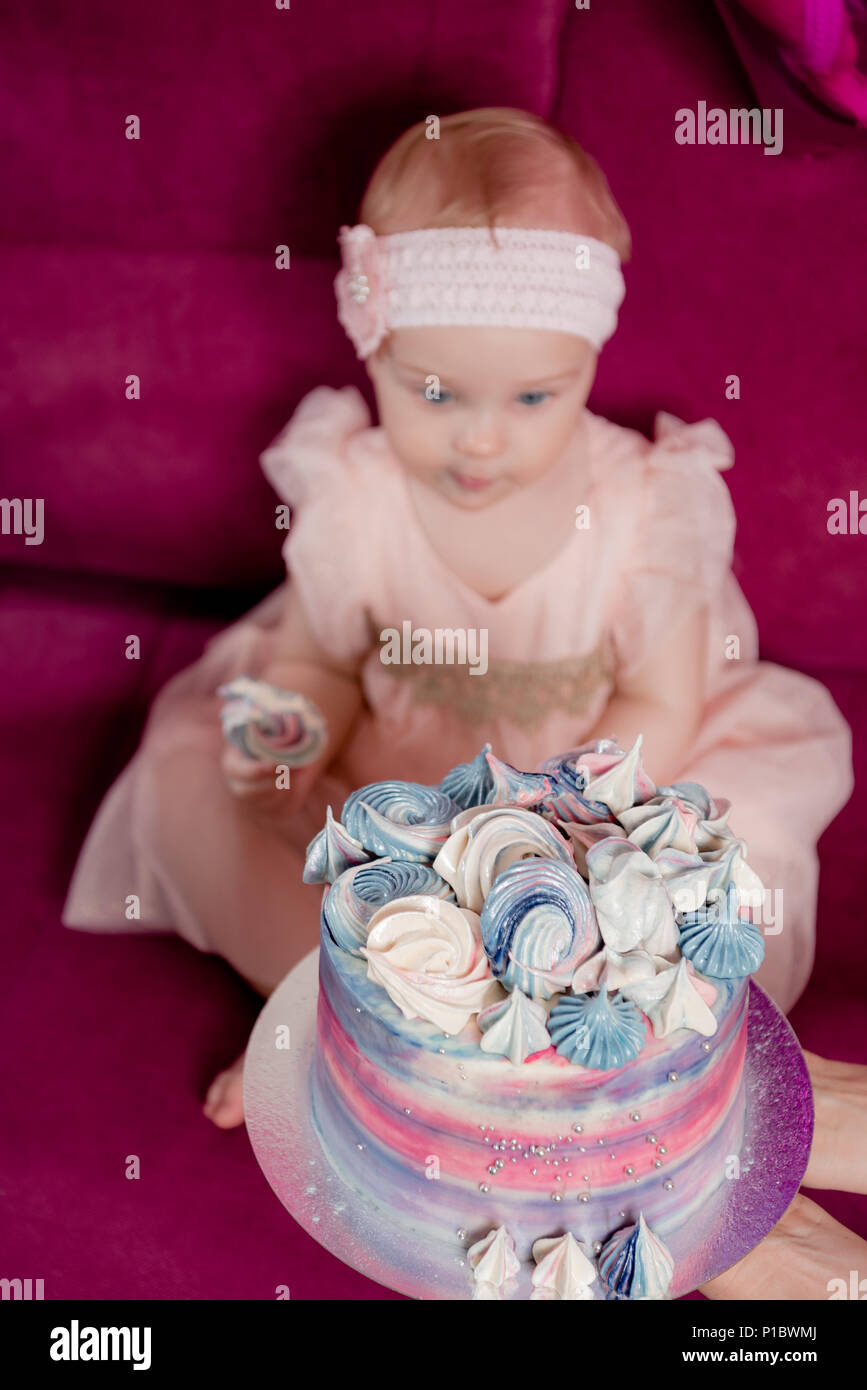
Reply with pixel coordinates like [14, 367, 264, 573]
[803, 1050, 867, 1195]
[203, 1052, 246, 1128]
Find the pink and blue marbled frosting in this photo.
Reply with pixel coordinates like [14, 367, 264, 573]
[303, 736, 764, 1298]
[313, 918, 747, 1263]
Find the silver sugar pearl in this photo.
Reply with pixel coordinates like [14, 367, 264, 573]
[456, 1228, 466, 1240]
[356, 1143, 365, 1151]
[701, 1041, 712, 1052]
[668, 1070, 679, 1082]
[659, 1145, 667, 1155]
[479, 1183, 490, 1193]
[488, 1165, 498, 1175]
[647, 1134, 658, 1144]
[404, 1108, 412, 1115]
[578, 1193, 590, 1203]
[625, 1165, 634, 1175]
[552, 1192, 562, 1202]
[572, 1123, 583, 1133]
[592, 1240, 603, 1255]
[664, 1180, 675, 1190]
[630, 1111, 641, 1121]
[531, 1168, 537, 1176]
[654, 1159, 663, 1168]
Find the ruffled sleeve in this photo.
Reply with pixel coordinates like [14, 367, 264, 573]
[608, 413, 737, 684]
[259, 384, 375, 665]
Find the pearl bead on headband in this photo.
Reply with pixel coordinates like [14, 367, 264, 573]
[334, 223, 626, 359]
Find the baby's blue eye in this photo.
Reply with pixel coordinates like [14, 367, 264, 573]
[419, 388, 453, 405]
[516, 390, 550, 406]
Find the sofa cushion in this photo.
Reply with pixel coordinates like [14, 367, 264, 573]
[553, 0, 867, 673]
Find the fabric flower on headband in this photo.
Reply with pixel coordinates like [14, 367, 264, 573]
[334, 224, 389, 359]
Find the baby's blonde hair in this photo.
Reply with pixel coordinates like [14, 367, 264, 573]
[359, 108, 631, 262]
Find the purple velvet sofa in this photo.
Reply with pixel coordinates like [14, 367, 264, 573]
[2, 0, 865, 1299]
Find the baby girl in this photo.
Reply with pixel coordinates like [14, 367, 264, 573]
[62, 108, 853, 1136]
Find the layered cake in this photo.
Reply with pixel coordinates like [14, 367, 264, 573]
[302, 737, 766, 1299]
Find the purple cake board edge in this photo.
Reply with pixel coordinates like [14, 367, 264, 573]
[244, 953, 813, 1300]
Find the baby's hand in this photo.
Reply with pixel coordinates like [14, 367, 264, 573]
[220, 742, 288, 802]
[221, 741, 318, 830]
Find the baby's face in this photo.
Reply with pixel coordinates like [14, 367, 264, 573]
[366, 326, 597, 509]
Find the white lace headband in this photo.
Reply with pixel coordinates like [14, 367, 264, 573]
[334, 223, 626, 359]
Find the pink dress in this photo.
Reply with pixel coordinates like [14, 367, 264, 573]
[62, 385, 853, 1013]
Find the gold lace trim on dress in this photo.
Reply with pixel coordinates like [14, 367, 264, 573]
[365, 612, 614, 732]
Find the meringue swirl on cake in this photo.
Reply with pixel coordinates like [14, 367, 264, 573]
[303, 805, 370, 885]
[622, 957, 718, 1038]
[571, 943, 660, 993]
[572, 734, 657, 817]
[677, 882, 765, 977]
[360, 894, 502, 1033]
[479, 857, 600, 998]
[598, 1212, 675, 1301]
[484, 752, 555, 810]
[433, 806, 575, 913]
[467, 1226, 521, 1299]
[617, 794, 700, 857]
[531, 1232, 597, 1301]
[438, 742, 496, 810]
[477, 987, 551, 1064]
[341, 781, 462, 861]
[586, 837, 679, 957]
[548, 987, 647, 1068]
[535, 738, 621, 823]
[323, 857, 455, 955]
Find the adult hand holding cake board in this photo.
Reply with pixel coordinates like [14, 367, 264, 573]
[700, 1050, 867, 1300]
